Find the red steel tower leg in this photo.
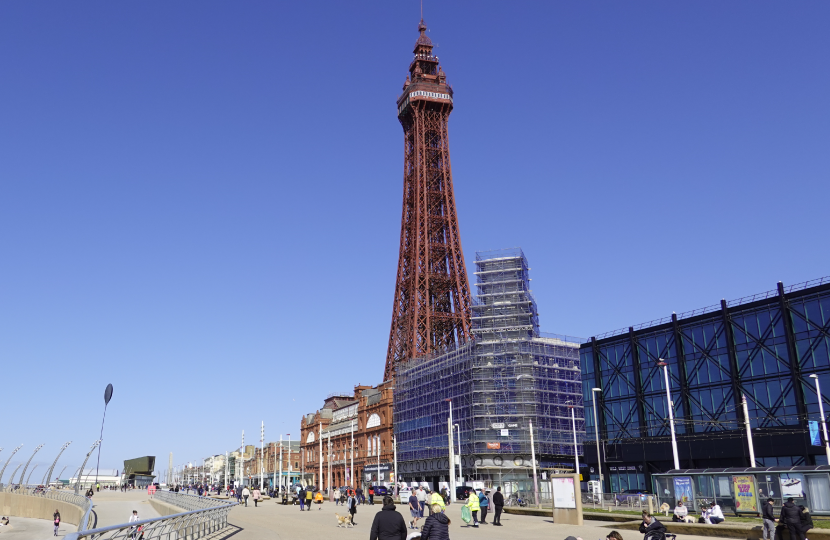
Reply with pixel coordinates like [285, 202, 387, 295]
[384, 20, 472, 381]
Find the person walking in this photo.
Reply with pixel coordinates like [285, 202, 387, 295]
[478, 489, 490, 524]
[241, 486, 250, 507]
[347, 491, 358, 525]
[369, 486, 375, 505]
[369, 496, 407, 540]
[762, 498, 777, 540]
[416, 486, 427, 519]
[315, 489, 323, 509]
[252, 487, 261, 507]
[430, 489, 446, 516]
[298, 487, 306, 511]
[53, 510, 60, 536]
[334, 488, 342, 506]
[492, 487, 504, 526]
[408, 490, 421, 530]
[420, 504, 451, 540]
[780, 498, 803, 540]
[465, 489, 480, 527]
[128, 510, 140, 540]
[356, 486, 364, 504]
[305, 487, 313, 510]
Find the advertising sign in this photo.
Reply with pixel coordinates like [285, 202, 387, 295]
[673, 477, 693, 503]
[491, 423, 505, 429]
[733, 475, 758, 512]
[500, 429, 509, 436]
[780, 474, 805, 499]
[487, 442, 501, 449]
[810, 421, 821, 446]
[552, 477, 576, 509]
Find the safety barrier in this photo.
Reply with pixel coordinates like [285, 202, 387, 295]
[64, 490, 237, 540]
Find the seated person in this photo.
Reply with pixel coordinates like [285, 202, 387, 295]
[639, 513, 667, 540]
[709, 503, 725, 525]
[800, 505, 813, 539]
[672, 501, 688, 522]
[698, 505, 711, 524]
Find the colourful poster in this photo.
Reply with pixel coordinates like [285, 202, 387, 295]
[733, 475, 758, 513]
[673, 477, 692, 503]
[780, 474, 805, 498]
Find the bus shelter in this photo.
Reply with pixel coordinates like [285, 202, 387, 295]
[651, 466, 830, 516]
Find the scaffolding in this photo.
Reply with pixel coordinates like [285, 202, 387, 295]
[394, 248, 584, 481]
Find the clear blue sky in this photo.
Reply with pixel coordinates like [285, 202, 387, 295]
[1, 1, 827, 476]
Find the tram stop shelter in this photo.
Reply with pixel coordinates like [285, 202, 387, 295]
[652, 466, 830, 516]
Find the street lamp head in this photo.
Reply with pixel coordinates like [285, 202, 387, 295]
[592, 388, 602, 393]
[657, 360, 668, 367]
[810, 374, 819, 379]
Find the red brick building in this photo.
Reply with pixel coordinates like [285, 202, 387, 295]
[300, 381, 395, 490]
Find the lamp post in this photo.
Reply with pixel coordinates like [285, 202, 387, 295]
[0, 445, 23, 487]
[260, 421, 265, 490]
[591, 388, 604, 509]
[810, 374, 830, 463]
[318, 423, 323, 492]
[565, 401, 579, 480]
[351, 419, 355, 490]
[327, 433, 333, 500]
[287, 434, 292, 488]
[444, 398, 456, 501]
[529, 420, 540, 508]
[657, 359, 680, 470]
[393, 435, 398, 497]
[454, 423, 462, 486]
[741, 394, 757, 467]
[95, 384, 114, 490]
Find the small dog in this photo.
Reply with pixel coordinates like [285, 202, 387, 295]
[683, 516, 696, 524]
[336, 513, 353, 528]
[660, 503, 671, 515]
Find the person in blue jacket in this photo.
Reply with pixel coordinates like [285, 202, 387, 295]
[478, 489, 490, 524]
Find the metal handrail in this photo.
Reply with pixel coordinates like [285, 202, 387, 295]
[64, 491, 237, 540]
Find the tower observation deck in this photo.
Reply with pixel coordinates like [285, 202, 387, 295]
[385, 20, 472, 382]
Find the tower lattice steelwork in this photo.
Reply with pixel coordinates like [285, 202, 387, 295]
[385, 20, 472, 382]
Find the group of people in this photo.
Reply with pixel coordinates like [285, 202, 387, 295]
[652, 496, 816, 540]
[371, 495, 450, 540]
[671, 500, 725, 524]
[764, 497, 813, 540]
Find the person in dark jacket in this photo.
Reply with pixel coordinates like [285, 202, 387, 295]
[639, 514, 667, 540]
[421, 504, 451, 540]
[780, 498, 803, 540]
[369, 496, 407, 540]
[799, 506, 813, 540]
[492, 487, 504, 526]
[762, 498, 777, 540]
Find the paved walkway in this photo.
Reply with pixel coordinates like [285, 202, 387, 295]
[219, 499, 744, 540]
[0, 516, 57, 540]
[86, 490, 162, 529]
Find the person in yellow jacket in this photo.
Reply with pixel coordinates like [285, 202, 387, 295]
[430, 490, 445, 515]
[466, 490, 480, 527]
[314, 490, 323, 509]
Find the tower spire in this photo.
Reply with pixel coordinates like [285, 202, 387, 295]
[385, 22, 471, 381]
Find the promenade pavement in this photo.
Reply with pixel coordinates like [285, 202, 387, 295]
[75, 491, 746, 540]
[220, 498, 741, 540]
[86, 490, 162, 529]
[0, 516, 58, 540]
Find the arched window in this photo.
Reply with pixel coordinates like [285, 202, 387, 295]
[306, 432, 315, 443]
[367, 413, 381, 428]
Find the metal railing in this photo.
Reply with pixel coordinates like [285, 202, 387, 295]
[0, 484, 94, 529]
[63, 491, 237, 540]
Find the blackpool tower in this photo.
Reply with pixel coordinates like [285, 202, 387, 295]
[384, 20, 472, 381]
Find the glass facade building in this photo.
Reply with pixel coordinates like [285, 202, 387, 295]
[580, 277, 830, 492]
[394, 248, 583, 491]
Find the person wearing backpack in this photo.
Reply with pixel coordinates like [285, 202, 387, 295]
[53, 510, 60, 536]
